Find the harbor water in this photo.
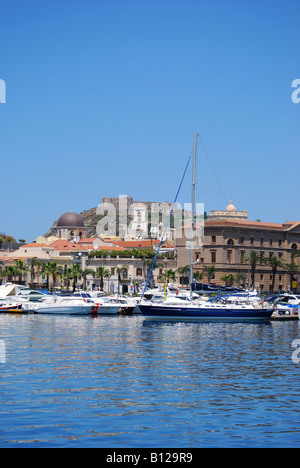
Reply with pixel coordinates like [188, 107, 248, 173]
[0, 314, 299, 448]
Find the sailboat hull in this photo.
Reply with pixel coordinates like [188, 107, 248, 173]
[139, 304, 273, 321]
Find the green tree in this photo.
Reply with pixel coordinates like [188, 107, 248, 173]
[68, 264, 83, 292]
[177, 265, 190, 286]
[193, 271, 204, 282]
[15, 260, 28, 284]
[242, 251, 264, 288]
[265, 256, 285, 292]
[1, 265, 17, 282]
[161, 269, 176, 283]
[81, 269, 95, 290]
[283, 262, 300, 291]
[30, 258, 43, 288]
[235, 273, 246, 288]
[204, 266, 216, 284]
[95, 266, 110, 291]
[221, 274, 234, 287]
[42, 262, 61, 291]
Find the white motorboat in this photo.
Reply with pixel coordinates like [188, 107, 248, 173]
[27, 295, 95, 315]
[92, 296, 129, 315]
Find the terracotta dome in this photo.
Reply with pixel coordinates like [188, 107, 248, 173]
[226, 201, 237, 212]
[57, 212, 85, 228]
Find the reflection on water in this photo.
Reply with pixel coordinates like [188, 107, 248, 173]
[0, 315, 299, 447]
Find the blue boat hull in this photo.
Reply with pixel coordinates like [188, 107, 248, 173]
[139, 305, 273, 320]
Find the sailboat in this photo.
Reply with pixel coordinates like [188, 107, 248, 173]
[139, 134, 273, 321]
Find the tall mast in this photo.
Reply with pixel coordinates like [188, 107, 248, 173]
[190, 133, 198, 300]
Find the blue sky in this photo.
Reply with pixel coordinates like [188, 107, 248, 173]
[0, 0, 299, 242]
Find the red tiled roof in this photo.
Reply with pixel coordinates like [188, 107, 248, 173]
[77, 238, 98, 244]
[112, 240, 160, 248]
[49, 240, 91, 251]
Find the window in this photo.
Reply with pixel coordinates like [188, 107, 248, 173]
[251, 237, 254, 246]
[211, 251, 216, 263]
[261, 238, 264, 246]
[227, 250, 232, 264]
[240, 236, 245, 244]
[241, 251, 245, 262]
[279, 240, 282, 247]
[211, 236, 216, 243]
[270, 239, 273, 247]
[136, 268, 143, 277]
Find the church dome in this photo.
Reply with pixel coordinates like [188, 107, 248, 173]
[226, 201, 237, 212]
[57, 212, 85, 228]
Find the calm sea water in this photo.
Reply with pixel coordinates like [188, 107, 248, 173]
[0, 314, 299, 448]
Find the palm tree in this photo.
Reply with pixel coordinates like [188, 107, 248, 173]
[42, 262, 61, 292]
[15, 260, 28, 284]
[204, 266, 216, 284]
[235, 273, 246, 288]
[193, 271, 204, 282]
[161, 269, 176, 283]
[283, 262, 300, 291]
[242, 251, 263, 288]
[177, 265, 190, 286]
[68, 264, 83, 292]
[30, 258, 43, 288]
[265, 256, 285, 292]
[81, 269, 95, 290]
[221, 274, 234, 287]
[1, 266, 16, 282]
[95, 266, 110, 291]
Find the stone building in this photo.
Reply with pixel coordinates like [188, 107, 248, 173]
[176, 203, 300, 292]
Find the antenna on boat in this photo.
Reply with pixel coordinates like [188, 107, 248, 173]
[190, 133, 198, 301]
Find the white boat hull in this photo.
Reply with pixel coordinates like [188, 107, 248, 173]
[35, 305, 93, 315]
[94, 305, 120, 315]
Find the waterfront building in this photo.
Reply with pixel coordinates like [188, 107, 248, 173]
[176, 203, 300, 292]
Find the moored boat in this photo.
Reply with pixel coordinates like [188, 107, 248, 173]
[139, 301, 273, 321]
[30, 296, 95, 315]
